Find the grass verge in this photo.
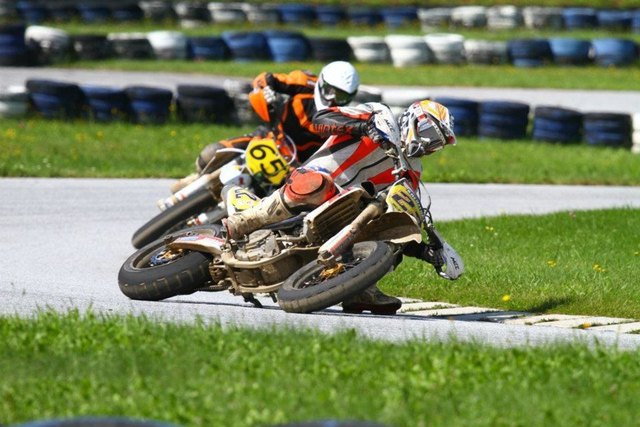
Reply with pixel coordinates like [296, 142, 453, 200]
[2, 119, 639, 185]
[384, 208, 640, 319]
[2, 310, 640, 427]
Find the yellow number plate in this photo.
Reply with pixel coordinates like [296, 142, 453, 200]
[386, 180, 423, 225]
[246, 137, 289, 185]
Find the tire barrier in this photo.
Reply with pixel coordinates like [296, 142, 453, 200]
[263, 30, 311, 63]
[451, 6, 487, 28]
[125, 85, 173, 124]
[487, 6, 523, 30]
[26, 78, 87, 119]
[315, 6, 347, 26]
[464, 39, 509, 64]
[532, 106, 583, 144]
[221, 30, 270, 61]
[111, 4, 145, 22]
[107, 32, 155, 59]
[187, 36, 229, 61]
[549, 38, 592, 65]
[479, 101, 530, 140]
[72, 34, 112, 60]
[176, 84, 234, 123]
[385, 35, 433, 67]
[76, 4, 111, 24]
[347, 36, 390, 64]
[147, 30, 188, 60]
[0, 85, 29, 118]
[347, 6, 382, 27]
[507, 38, 553, 67]
[309, 37, 353, 62]
[139, 1, 177, 22]
[433, 96, 479, 137]
[242, 3, 280, 25]
[174, 1, 210, 28]
[0, 23, 29, 66]
[583, 112, 632, 148]
[207, 2, 246, 24]
[81, 85, 133, 122]
[15, 1, 48, 24]
[591, 38, 639, 67]
[24, 25, 71, 65]
[424, 33, 465, 65]
[380, 7, 418, 29]
[562, 8, 598, 30]
[522, 7, 564, 29]
[597, 10, 633, 31]
[276, 4, 316, 25]
[417, 7, 452, 31]
[48, 5, 79, 23]
[382, 87, 431, 118]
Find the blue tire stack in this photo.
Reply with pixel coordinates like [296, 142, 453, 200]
[381, 7, 418, 28]
[15, 1, 49, 24]
[276, 4, 316, 25]
[508, 39, 553, 67]
[176, 84, 234, 124]
[532, 106, 583, 144]
[125, 86, 173, 124]
[309, 37, 353, 62]
[26, 79, 87, 120]
[77, 3, 111, 23]
[347, 6, 383, 26]
[583, 113, 632, 148]
[187, 37, 230, 61]
[562, 8, 598, 29]
[81, 85, 132, 122]
[434, 97, 479, 137]
[221, 31, 270, 61]
[549, 38, 592, 65]
[264, 30, 311, 62]
[479, 101, 530, 140]
[315, 6, 347, 26]
[0, 24, 29, 66]
[597, 10, 633, 31]
[591, 38, 639, 66]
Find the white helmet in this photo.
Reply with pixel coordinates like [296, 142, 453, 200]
[313, 61, 360, 111]
[399, 100, 457, 157]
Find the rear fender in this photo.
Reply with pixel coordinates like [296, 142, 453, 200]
[168, 232, 226, 255]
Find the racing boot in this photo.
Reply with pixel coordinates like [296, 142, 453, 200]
[342, 284, 402, 315]
[224, 190, 293, 239]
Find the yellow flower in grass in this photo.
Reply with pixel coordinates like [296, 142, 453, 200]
[547, 260, 557, 268]
[170, 130, 177, 137]
[592, 264, 607, 273]
[5, 128, 16, 139]
[502, 294, 511, 302]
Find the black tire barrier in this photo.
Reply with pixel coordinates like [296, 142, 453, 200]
[633, 12, 640, 33]
[583, 112, 632, 148]
[176, 84, 234, 123]
[187, 36, 229, 60]
[139, 1, 177, 22]
[81, 85, 133, 122]
[381, 6, 418, 29]
[347, 6, 382, 26]
[434, 97, 479, 137]
[125, 85, 173, 124]
[309, 37, 353, 62]
[0, 23, 29, 66]
[591, 38, 639, 67]
[76, 4, 111, 23]
[264, 30, 311, 63]
[549, 38, 592, 65]
[15, 2, 49, 24]
[562, 7, 598, 29]
[108, 33, 155, 59]
[532, 106, 583, 144]
[25, 26, 72, 65]
[46, 5, 79, 23]
[25, 78, 87, 120]
[174, 1, 210, 23]
[72, 34, 113, 60]
[110, 4, 144, 22]
[221, 31, 270, 61]
[464, 39, 508, 64]
[507, 38, 553, 67]
[276, 4, 316, 25]
[479, 101, 530, 140]
[315, 5, 347, 26]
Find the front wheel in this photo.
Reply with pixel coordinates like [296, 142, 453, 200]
[277, 241, 395, 314]
[119, 225, 221, 301]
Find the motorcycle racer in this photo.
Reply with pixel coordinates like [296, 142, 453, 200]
[225, 99, 458, 314]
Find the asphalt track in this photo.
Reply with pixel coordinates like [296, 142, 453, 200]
[2, 178, 640, 350]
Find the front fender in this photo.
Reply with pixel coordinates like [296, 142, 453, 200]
[168, 230, 226, 255]
[355, 212, 422, 245]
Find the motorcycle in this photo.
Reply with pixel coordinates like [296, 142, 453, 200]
[130, 87, 295, 249]
[118, 103, 464, 312]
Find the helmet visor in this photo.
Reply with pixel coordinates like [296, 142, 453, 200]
[413, 116, 447, 154]
[320, 82, 355, 106]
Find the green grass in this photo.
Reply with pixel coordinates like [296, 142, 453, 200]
[2, 310, 640, 427]
[2, 119, 639, 185]
[383, 208, 640, 319]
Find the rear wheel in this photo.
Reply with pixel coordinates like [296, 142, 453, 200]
[277, 241, 394, 314]
[119, 225, 221, 301]
[131, 187, 222, 249]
